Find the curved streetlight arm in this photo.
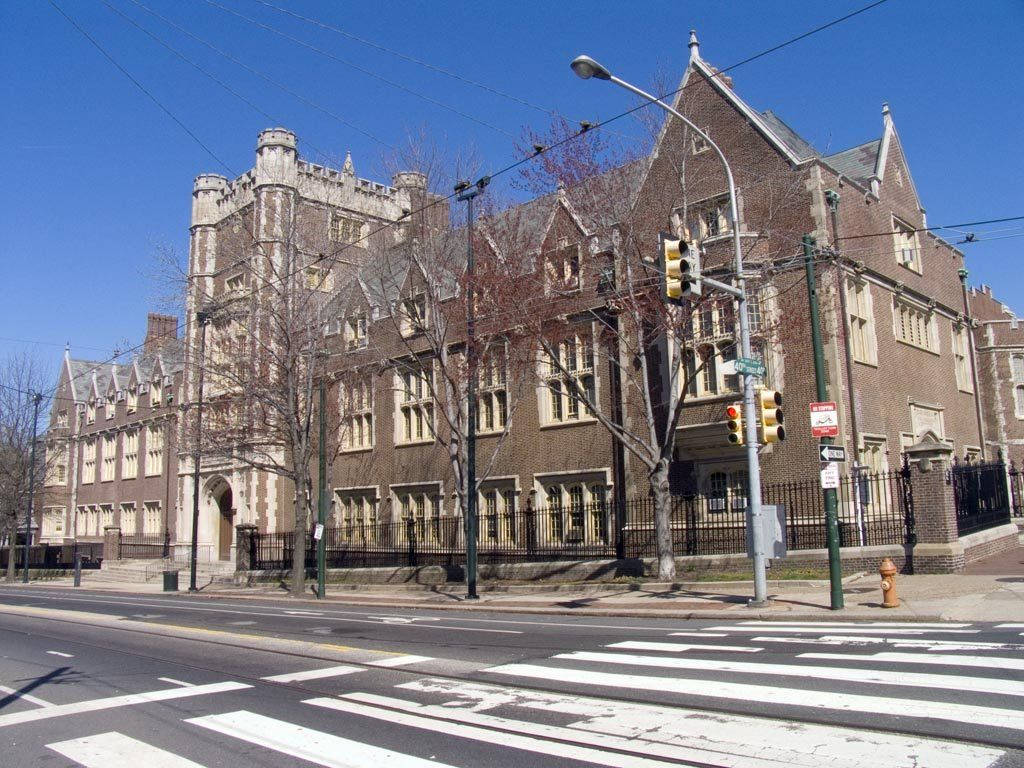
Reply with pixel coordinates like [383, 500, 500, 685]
[596, 69, 769, 607]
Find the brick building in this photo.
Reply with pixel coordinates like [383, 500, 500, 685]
[969, 284, 1024, 467]
[39, 35, 1009, 566]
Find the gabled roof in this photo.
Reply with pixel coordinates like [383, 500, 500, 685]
[824, 139, 881, 188]
[759, 110, 819, 163]
[66, 358, 105, 403]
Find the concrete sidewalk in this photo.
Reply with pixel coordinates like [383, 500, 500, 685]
[13, 543, 1022, 622]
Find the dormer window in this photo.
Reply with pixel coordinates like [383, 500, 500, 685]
[544, 243, 581, 294]
[56, 409, 68, 429]
[86, 400, 96, 424]
[893, 216, 921, 273]
[225, 273, 245, 294]
[151, 377, 162, 407]
[330, 213, 362, 244]
[400, 293, 428, 336]
[127, 386, 138, 413]
[106, 392, 116, 419]
[346, 312, 368, 350]
[688, 196, 732, 240]
[305, 266, 333, 292]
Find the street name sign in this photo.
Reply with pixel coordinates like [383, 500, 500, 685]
[810, 401, 839, 437]
[820, 461, 840, 489]
[819, 444, 847, 463]
[735, 357, 766, 377]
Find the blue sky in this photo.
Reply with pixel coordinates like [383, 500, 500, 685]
[2, 0, 1022, 373]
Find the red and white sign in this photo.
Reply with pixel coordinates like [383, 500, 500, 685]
[810, 401, 839, 438]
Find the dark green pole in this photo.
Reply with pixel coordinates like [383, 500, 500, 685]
[316, 376, 327, 599]
[804, 235, 844, 610]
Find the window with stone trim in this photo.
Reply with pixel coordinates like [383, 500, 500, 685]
[143, 501, 161, 535]
[145, 425, 164, 476]
[892, 216, 921, 272]
[394, 485, 443, 545]
[479, 481, 517, 544]
[690, 126, 711, 155]
[859, 435, 889, 474]
[685, 296, 766, 398]
[122, 429, 138, 479]
[705, 468, 748, 513]
[105, 391, 116, 419]
[126, 386, 138, 414]
[540, 477, 609, 544]
[56, 409, 68, 428]
[330, 213, 362, 244]
[542, 334, 596, 425]
[86, 399, 96, 424]
[477, 345, 508, 433]
[304, 265, 333, 293]
[334, 489, 378, 541]
[345, 312, 368, 350]
[686, 196, 732, 240]
[100, 504, 113, 530]
[120, 502, 136, 535]
[544, 243, 581, 294]
[150, 377, 162, 407]
[399, 293, 428, 336]
[847, 277, 877, 365]
[46, 443, 68, 487]
[41, 507, 64, 538]
[82, 439, 96, 484]
[893, 297, 937, 352]
[339, 377, 374, 451]
[395, 362, 434, 444]
[101, 434, 116, 482]
[951, 323, 972, 392]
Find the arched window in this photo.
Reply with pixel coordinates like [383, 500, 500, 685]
[568, 485, 585, 530]
[729, 470, 749, 510]
[1015, 385, 1024, 419]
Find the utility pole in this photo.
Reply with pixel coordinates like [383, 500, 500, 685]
[804, 235, 844, 610]
[316, 372, 327, 599]
[455, 178, 486, 600]
[22, 391, 42, 583]
[189, 309, 211, 593]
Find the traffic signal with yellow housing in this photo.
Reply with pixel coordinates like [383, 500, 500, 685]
[659, 231, 701, 305]
[726, 403, 744, 445]
[757, 388, 785, 443]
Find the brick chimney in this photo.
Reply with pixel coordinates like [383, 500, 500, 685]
[144, 313, 178, 354]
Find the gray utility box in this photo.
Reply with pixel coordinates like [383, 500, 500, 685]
[745, 504, 787, 559]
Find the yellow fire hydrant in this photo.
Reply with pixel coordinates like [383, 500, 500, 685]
[879, 557, 899, 608]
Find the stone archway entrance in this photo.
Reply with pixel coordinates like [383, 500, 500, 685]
[206, 476, 235, 562]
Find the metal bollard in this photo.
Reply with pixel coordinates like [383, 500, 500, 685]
[879, 557, 899, 608]
[73, 552, 82, 588]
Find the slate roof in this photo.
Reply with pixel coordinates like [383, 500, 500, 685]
[759, 110, 819, 162]
[824, 139, 881, 188]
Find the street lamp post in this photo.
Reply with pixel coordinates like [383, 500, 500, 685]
[455, 177, 487, 600]
[571, 50, 770, 605]
[189, 308, 212, 593]
[22, 391, 42, 583]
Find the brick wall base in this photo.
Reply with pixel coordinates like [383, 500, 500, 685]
[961, 523, 1020, 565]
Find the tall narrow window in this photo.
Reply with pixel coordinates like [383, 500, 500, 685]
[1013, 354, 1024, 420]
[400, 293, 428, 336]
[340, 378, 374, 451]
[143, 501, 161, 535]
[847, 278, 878, 365]
[477, 346, 509, 433]
[145, 426, 164, 476]
[345, 312, 368, 350]
[892, 216, 921, 272]
[893, 298, 936, 352]
[82, 440, 96, 484]
[101, 435, 116, 482]
[122, 429, 138, 479]
[543, 335, 595, 425]
[120, 503, 136, 535]
[396, 363, 434, 444]
[952, 323, 972, 392]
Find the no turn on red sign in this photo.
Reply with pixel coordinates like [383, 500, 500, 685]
[810, 401, 839, 438]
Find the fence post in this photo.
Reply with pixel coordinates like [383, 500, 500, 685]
[103, 526, 121, 562]
[1010, 461, 1022, 518]
[407, 518, 416, 568]
[525, 497, 537, 555]
[235, 524, 258, 572]
[903, 439, 959, 573]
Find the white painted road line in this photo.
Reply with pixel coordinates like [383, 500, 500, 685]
[398, 678, 1004, 768]
[608, 641, 761, 653]
[484, 663, 1024, 732]
[261, 664, 362, 683]
[187, 709, 457, 767]
[996, 624, 1024, 629]
[0, 684, 53, 707]
[309, 696, 706, 768]
[227, 621, 256, 626]
[0, 681, 251, 728]
[46, 650, 74, 658]
[157, 678, 195, 687]
[670, 631, 727, 637]
[368, 654, 433, 668]
[555, 651, 1024, 698]
[706, 625, 980, 635]
[801, 651, 1024, 672]
[752, 634, 1024, 651]
[48, 731, 207, 768]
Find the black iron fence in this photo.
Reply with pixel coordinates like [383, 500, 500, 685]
[250, 469, 912, 571]
[119, 534, 168, 560]
[0, 542, 104, 570]
[1010, 461, 1023, 519]
[951, 458, 1012, 536]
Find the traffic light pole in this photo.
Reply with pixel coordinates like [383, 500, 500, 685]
[597, 73, 769, 606]
[316, 374, 327, 599]
[22, 392, 42, 583]
[804, 235, 844, 610]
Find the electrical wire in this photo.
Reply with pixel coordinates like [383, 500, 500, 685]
[199, 0, 518, 139]
[124, 0, 393, 150]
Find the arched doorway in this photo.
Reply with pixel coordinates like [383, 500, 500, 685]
[206, 476, 235, 561]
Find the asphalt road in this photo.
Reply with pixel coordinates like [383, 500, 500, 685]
[0, 586, 1022, 767]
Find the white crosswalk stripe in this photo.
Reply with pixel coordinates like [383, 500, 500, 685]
[48, 732, 206, 767]
[186, 709, 457, 767]
[260, 664, 362, 683]
[801, 651, 1024, 671]
[608, 641, 762, 653]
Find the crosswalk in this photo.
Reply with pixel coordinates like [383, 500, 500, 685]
[31, 620, 1023, 767]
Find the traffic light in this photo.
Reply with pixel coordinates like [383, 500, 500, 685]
[659, 231, 701, 305]
[726, 403, 744, 445]
[758, 388, 785, 443]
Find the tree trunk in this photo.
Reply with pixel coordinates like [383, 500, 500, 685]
[650, 461, 676, 581]
[291, 475, 308, 596]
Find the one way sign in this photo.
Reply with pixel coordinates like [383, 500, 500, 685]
[819, 444, 847, 463]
